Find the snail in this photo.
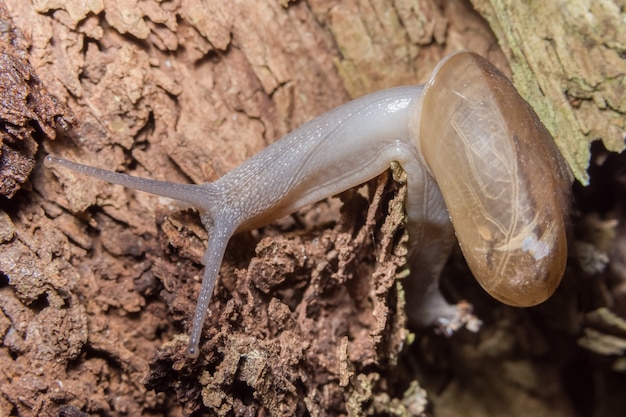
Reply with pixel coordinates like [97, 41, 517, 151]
[46, 51, 572, 358]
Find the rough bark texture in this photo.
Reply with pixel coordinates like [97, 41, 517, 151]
[0, 1, 74, 198]
[0, 0, 625, 416]
[471, 0, 626, 184]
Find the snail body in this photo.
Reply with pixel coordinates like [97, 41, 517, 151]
[46, 51, 571, 358]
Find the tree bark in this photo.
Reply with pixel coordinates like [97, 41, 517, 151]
[0, 0, 624, 416]
[472, 0, 626, 183]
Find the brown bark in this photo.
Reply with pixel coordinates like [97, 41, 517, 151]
[0, 0, 624, 416]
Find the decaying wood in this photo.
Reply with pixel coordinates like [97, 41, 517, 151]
[0, 0, 625, 416]
[0, 1, 73, 198]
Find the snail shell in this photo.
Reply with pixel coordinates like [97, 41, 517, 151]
[411, 52, 571, 306]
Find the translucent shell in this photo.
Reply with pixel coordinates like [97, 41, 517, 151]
[413, 52, 571, 307]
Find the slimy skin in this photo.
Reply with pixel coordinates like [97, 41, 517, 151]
[45, 51, 571, 359]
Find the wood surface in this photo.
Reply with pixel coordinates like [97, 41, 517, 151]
[0, 0, 625, 416]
